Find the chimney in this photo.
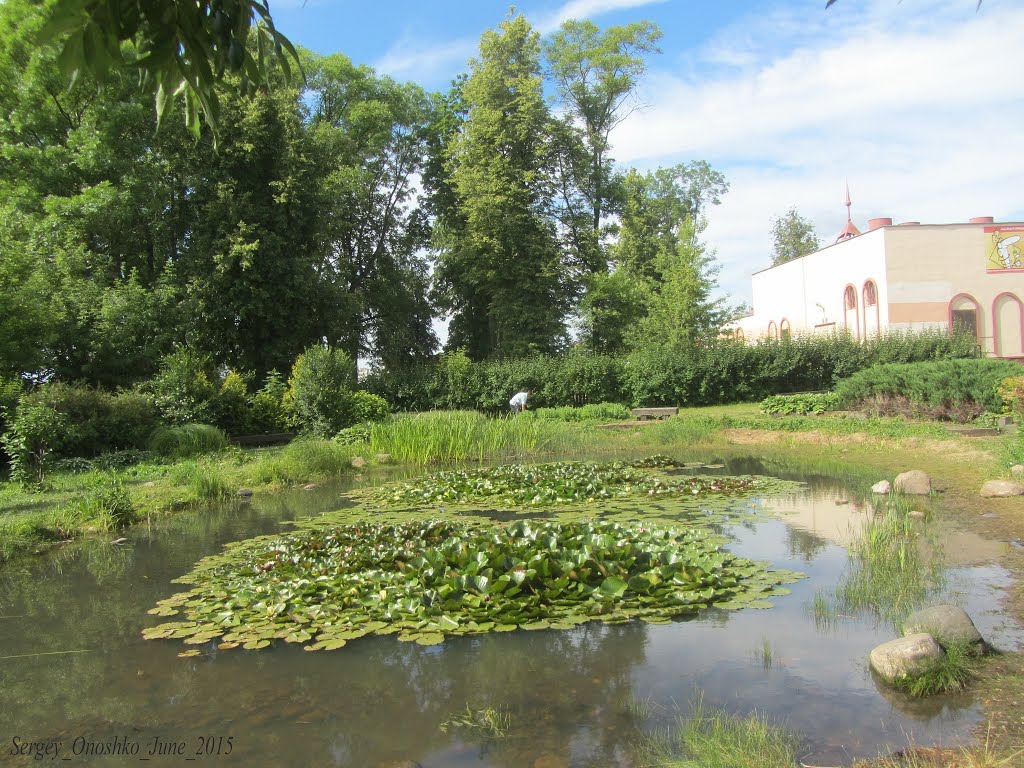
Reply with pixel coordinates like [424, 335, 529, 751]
[868, 217, 892, 231]
[969, 216, 994, 224]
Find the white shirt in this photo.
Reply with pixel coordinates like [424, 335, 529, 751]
[509, 391, 528, 408]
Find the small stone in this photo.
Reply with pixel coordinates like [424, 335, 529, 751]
[376, 453, 392, 463]
[237, 488, 253, 497]
[351, 456, 367, 468]
[980, 479, 1024, 498]
[869, 633, 944, 682]
[142, 481, 156, 487]
[1011, 464, 1024, 477]
[871, 480, 891, 494]
[903, 605, 985, 649]
[894, 470, 931, 495]
[908, 510, 926, 519]
[302, 483, 318, 491]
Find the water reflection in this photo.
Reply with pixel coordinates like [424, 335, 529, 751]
[0, 461, 1020, 767]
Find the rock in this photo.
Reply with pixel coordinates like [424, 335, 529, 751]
[908, 510, 926, 519]
[903, 605, 984, 649]
[980, 479, 1024, 498]
[351, 456, 367, 468]
[1011, 464, 1024, 477]
[142, 481, 156, 487]
[871, 480, 891, 494]
[532, 756, 569, 768]
[869, 633, 944, 682]
[376, 453, 392, 464]
[237, 488, 253, 497]
[302, 483, 318, 491]
[894, 470, 931, 495]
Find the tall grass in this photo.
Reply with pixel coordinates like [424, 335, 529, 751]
[835, 493, 944, 628]
[369, 411, 588, 465]
[148, 423, 228, 459]
[638, 697, 799, 768]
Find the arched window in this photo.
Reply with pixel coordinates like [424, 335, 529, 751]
[767, 321, 777, 340]
[843, 284, 859, 340]
[948, 293, 982, 346]
[780, 318, 791, 340]
[862, 280, 880, 339]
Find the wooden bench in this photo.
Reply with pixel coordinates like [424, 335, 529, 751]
[630, 407, 678, 421]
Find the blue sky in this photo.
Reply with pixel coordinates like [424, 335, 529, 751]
[270, 0, 1024, 310]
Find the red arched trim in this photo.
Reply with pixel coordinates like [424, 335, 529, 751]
[862, 279, 880, 339]
[843, 284, 859, 340]
[780, 318, 791, 340]
[948, 292, 982, 345]
[736, 328, 745, 342]
[767, 321, 777, 340]
[991, 291, 1024, 357]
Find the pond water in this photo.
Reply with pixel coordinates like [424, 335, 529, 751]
[1, 457, 1020, 768]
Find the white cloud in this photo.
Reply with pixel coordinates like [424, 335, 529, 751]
[535, 0, 667, 33]
[608, 1, 1024, 304]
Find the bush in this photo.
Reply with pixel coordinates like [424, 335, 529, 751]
[288, 345, 357, 437]
[533, 403, 630, 421]
[997, 375, 1024, 419]
[144, 349, 220, 425]
[148, 424, 229, 459]
[760, 393, 839, 416]
[70, 473, 137, 530]
[351, 391, 389, 423]
[334, 424, 371, 445]
[249, 370, 290, 433]
[834, 359, 1023, 422]
[1, 402, 67, 484]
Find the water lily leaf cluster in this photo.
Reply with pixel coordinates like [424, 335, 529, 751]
[379, 460, 774, 507]
[143, 518, 803, 651]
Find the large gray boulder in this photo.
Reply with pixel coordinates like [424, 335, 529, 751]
[894, 470, 931, 495]
[980, 479, 1024, 498]
[903, 604, 985, 649]
[869, 633, 944, 682]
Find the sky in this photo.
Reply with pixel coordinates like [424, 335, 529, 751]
[270, 0, 1024, 311]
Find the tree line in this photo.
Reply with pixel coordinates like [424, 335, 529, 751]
[0, 2, 734, 393]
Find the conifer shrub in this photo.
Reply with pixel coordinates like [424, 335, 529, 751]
[834, 359, 1022, 421]
[287, 345, 358, 437]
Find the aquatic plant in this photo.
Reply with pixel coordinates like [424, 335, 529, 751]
[892, 641, 979, 698]
[143, 518, 802, 651]
[439, 704, 509, 737]
[379, 459, 782, 508]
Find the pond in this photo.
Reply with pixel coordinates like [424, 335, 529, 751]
[0, 456, 1020, 768]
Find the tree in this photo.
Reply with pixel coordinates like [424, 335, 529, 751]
[435, 14, 569, 358]
[544, 20, 662, 273]
[770, 207, 820, 266]
[34, 0, 301, 138]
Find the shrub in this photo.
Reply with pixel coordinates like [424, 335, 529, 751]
[210, 371, 252, 435]
[2, 402, 67, 484]
[760, 393, 839, 416]
[148, 424, 229, 459]
[249, 370, 290, 433]
[533, 403, 630, 422]
[334, 424, 371, 445]
[288, 345, 357, 437]
[834, 359, 1023, 422]
[144, 349, 220, 425]
[997, 375, 1024, 419]
[351, 391, 389, 423]
[70, 473, 138, 530]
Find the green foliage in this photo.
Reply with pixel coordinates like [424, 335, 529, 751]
[37, 0, 301, 139]
[169, 461, 231, 501]
[834, 358, 1022, 421]
[760, 392, 838, 415]
[643, 698, 800, 768]
[532, 402, 631, 422]
[1, 401, 67, 484]
[143, 516, 802, 650]
[351, 391, 389, 423]
[333, 424, 371, 446]
[770, 207, 819, 266]
[148, 423, 228, 459]
[145, 350, 220, 425]
[368, 330, 977, 412]
[997, 375, 1024, 418]
[248, 370, 290, 433]
[891, 642, 978, 698]
[287, 345, 357, 437]
[67, 472, 137, 530]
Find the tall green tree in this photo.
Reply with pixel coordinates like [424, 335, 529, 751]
[770, 207, 820, 266]
[544, 20, 661, 273]
[304, 53, 437, 368]
[436, 14, 568, 358]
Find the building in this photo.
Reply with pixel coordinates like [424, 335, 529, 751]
[732, 194, 1024, 358]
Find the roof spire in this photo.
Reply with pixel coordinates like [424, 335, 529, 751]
[836, 181, 861, 241]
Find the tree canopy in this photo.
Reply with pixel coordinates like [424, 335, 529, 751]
[770, 208, 820, 266]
